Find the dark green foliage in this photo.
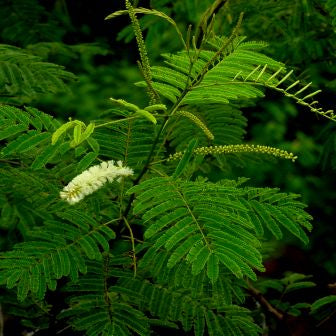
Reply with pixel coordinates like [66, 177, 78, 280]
[60, 256, 259, 336]
[92, 109, 158, 170]
[320, 123, 336, 170]
[129, 177, 311, 283]
[137, 37, 282, 105]
[253, 273, 316, 317]
[115, 278, 260, 336]
[173, 138, 198, 178]
[0, 1, 335, 335]
[326, 0, 336, 29]
[0, 45, 76, 104]
[311, 295, 336, 320]
[0, 0, 66, 46]
[223, 0, 336, 65]
[0, 210, 116, 301]
[169, 105, 247, 150]
[59, 258, 150, 336]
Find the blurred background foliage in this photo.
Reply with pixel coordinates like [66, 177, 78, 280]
[0, 0, 336, 334]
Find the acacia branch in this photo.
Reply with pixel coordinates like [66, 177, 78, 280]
[247, 283, 284, 320]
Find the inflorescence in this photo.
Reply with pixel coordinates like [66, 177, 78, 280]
[60, 160, 133, 204]
[176, 110, 214, 140]
[168, 144, 298, 162]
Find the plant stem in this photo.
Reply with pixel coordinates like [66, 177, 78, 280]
[95, 116, 139, 128]
[123, 216, 137, 277]
[247, 283, 284, 320]
[120, 116, 169, 221]
[316, 309, 336, 328]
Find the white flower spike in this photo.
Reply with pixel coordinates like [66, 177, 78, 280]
[60, 160, 133, 204]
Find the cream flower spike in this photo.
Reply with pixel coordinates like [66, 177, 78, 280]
[60, 160, 133, 204]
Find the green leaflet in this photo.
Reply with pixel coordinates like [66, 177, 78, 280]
[72, 124, 82, 146]
[87, 136, 100, 153]
[207, 253, 219, 283]
[135, 80, 180, 103]
[191, 246, 211, 275]
[167, 235, 203, 268]
[136, 109, 157, 124]
[0, 123, 28, 141]
[285, 281, 316, 293]
[144, 208, 188, 238]
[173, 138, 198, 178]
[109, 97, 157, 124]
[80, 122, 95, 142]
[76, 151, 98, 172]
[109, 97, 139, 112]
[164, 223, 197, 251]
[52, 119, 94, 148]
[51, 120, 77, 145]
[251, 201, 283, 239]
[186, 240, 205, 264]
[31, 142, 62, 169]
[215, 252, 243, 279]
[1, 131, 50, 156]
[311, 295, 336, 314]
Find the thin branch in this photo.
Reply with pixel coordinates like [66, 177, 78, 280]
[316, 309, 336, 328]
[148, 165, 167, 177]
[95, 116, 139, 128]
[102, 254, 114, 326]
[0, 159, 21, 165]
[247, 283, 284, 320]
[123, 217, 137, 277]
[121, 235, 144, 244]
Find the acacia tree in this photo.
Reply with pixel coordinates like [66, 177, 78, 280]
[0, 1, 335, 335]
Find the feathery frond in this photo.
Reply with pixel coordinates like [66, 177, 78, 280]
[60, 258, 150, 336]
[0, 211, 116, 301]
[0, 45, 76, 104]
[136, 36, 282, 106]
[0, 0, 65, 46]
[93, 108, 159, 170]
[115, 276, 261, 336]
[128, 177, 312, 282]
